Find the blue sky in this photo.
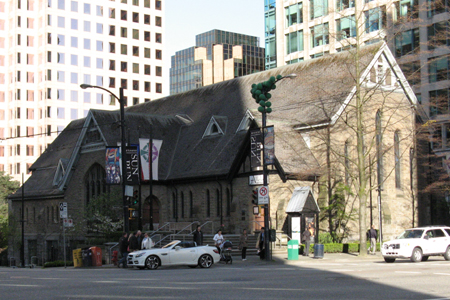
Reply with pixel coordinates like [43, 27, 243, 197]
[164, 0, 265, 74]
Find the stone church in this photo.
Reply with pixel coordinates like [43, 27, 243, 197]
[8, 42, 426, 265]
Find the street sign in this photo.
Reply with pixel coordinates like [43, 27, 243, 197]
[249, 175, 264, 185]
[59, 202, 68, 219]
[63, 219, 73, 227]
[258, 186, 269, 204]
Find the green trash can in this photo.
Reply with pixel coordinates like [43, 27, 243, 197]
[287, 240, 299, 260]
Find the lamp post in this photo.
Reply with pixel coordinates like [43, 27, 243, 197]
[250, 74, 296, 262]
[80, 84, 129, 233]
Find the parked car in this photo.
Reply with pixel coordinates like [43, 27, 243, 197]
[381, 226, 450, 263]
[127, 240, 220, 270]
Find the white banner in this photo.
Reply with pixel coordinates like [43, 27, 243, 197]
[139, 138, 163, 181]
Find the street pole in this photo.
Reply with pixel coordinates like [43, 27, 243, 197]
[262, 112, 270, 262]
[21, 173, 24, 267]
[80, 84, 128, 233]
[250, 74, 297, 263]
[119, 87, 129, 233]
[149, 126, 154, 230]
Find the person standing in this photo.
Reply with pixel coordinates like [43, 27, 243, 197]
[193, 225, 204, 246]
[118, 232, 129, 268]
[128, 232, 139, 253]
[136, 230, 143, 250]
[213, 230, 224, 253]
[141, 232, 154, 250]
[302, 224, 312, 256]
[256, 227, 265, 260]
[368, 225, 377, 255]
[239, 229, 248, 261]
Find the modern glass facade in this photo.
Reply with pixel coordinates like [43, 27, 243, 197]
[170, 30, 265, 95]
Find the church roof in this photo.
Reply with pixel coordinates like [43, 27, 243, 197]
[10, 42, 419, 199]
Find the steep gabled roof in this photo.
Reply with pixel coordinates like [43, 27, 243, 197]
[12, 42, 419, 199]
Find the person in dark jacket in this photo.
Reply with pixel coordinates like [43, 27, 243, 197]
[302, 225, 312, 256]
[128, 232, 139, 252]
[193, 225, 203, 246]
[368, 225, 377, 255]
[136, 230, 143, 250]
[118, 232, 129, 268]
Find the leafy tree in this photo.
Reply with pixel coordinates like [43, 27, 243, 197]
[0, 172, 20, 251]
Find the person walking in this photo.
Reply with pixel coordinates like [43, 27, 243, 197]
[193, 225, 204, 246]
[118, 232, 129, 268]
[368, 225, 378, 255]
[256, 227, 265, 260]
[239, 229, 248, 261]
[141, 232, 154, 250]
[213, 230, 224, 253]
[302, 224, 312, 256]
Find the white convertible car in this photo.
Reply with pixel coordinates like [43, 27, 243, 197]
[127, 240, 221, 270]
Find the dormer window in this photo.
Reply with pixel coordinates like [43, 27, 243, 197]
[203, 116, 227, 138]
[237, 109, 254, 132]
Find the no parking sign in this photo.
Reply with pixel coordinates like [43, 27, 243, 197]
[258, 186, 269, 204]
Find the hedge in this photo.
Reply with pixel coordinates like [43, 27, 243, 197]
[43, 260, 74, 268]
[299, 243, 380, 254]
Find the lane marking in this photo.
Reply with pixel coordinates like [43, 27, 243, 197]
[66, 295, 176, 299]
[137, 286, 195, 290]
[434, 273, 450, 276]
[242, 287, 304, 291]
[0, 284, 40, 287]
[394, 271, 421, 274]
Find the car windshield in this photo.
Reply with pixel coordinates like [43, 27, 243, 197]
[397, 229, 424, 239]
[162, 241, 179, 249]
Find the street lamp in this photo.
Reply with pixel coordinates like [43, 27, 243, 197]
[80, 84, 129, 233]
[250, 73, 297, 262]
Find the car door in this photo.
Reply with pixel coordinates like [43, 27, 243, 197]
[422, 230, 434, 254]
[431, 229, 448, 253]
[169, 244, 197, 265]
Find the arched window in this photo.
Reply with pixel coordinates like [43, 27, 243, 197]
[216, 189, 220, 217]
[394, 130, 401, 188]
[226, 188, 231, 216]
[344, 140, 350, 185]
[180, 191, 185, 218]
[206, 189, 210, 217]
[172, 192, 177, 219]
[189, 191, 193, 218]
[84, 164, 106, 205]
[376, 110, 383, 187]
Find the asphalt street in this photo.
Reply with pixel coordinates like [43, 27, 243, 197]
[1, 252, 450, 300]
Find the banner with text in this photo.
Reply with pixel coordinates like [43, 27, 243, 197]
[250, 128, 262, 168]
[125, 146, 140, 185]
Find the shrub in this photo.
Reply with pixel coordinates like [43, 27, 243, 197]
[43, 260, 74, 268]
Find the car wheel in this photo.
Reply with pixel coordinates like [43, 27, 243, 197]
[199, 254, 213, 268]
[384, 257, 395, 263]
[411, 247, 422, 262]
[421, 256, 429, 262]
[444, 246, 450, 261]
[145, 255, 160, 270]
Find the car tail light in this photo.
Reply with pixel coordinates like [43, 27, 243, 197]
[213, 249, 219, 254]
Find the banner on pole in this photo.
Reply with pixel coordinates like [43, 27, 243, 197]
[139, 138, 163, 181]
[250, 129, 262, 168]
[125, 146, 140, 185]
[264, 126, 275, 165]
[105, 147, 121, 185]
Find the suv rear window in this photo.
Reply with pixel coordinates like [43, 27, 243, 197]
[433, 229, 446, 237]
[445, 229, 450, 236]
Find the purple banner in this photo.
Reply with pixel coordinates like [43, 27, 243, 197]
[105, 147, 121, 185]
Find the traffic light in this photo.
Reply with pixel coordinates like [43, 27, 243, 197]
[252, 188, 259, 205]
[132, 190, 138, 205]
[250, 75, 282, 114]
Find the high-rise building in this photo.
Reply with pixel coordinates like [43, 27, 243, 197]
[0, 0, 165, 181]
[170, 29, 265, 95]
[264, 0, 449, 123]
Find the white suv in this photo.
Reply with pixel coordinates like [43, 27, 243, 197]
[381, 226, 450, 263]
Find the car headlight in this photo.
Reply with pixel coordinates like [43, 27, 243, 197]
[135, 251, 146, 258]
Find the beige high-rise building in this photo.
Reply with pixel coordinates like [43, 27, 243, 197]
[0, 0, 166, 182]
